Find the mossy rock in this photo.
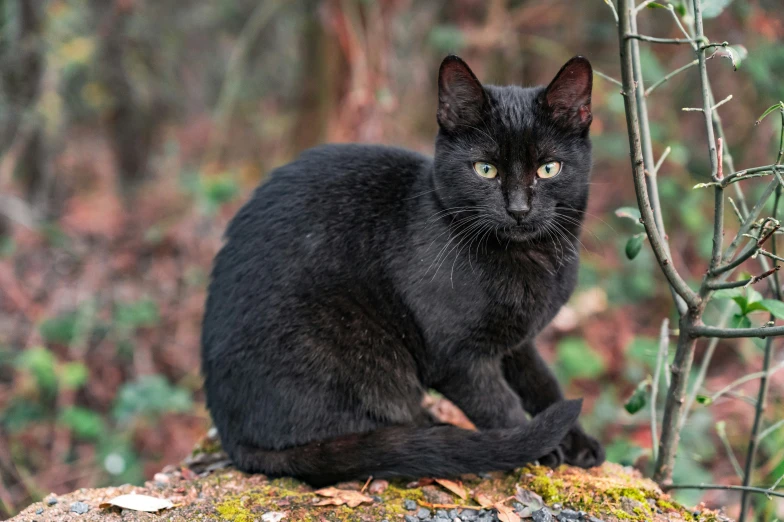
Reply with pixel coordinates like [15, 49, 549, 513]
[10, 434, 730, 521]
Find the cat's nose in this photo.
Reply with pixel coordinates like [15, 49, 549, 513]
[507, 202, 531, 221]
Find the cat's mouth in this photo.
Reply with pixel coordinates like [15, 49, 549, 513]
[499, 223, 544, 243]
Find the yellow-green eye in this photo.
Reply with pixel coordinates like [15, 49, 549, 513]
[537, 161, 562, 179]
[473, 162, 498, 179]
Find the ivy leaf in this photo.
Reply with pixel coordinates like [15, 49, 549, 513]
[625, 234, 646, 260]
[624, 379, 650, 414]
[646, 1, 668, 8]
[760, 299, 784, 319]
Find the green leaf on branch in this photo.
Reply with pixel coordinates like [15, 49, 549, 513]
[625, 234, 646, 260]
[701, 0, 734, 19]
[730, 313, 752, 329]
[646, 2, 668, 8]
[755, 102, 784, 126]
[695, 395, 713, 405]
[615, 206, 642, 223]
[710, 45, 747, 71]
[624, 378, 650, 414]
[672, 1, 687, 16]
[760, 299, 784, 319]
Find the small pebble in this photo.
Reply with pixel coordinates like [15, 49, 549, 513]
[404, 499, 418, 511]
[153, 472, 170, 484]
[460, 510, 478, 520]
[588, 517, 604, 522]
[417, 507, 432, 519]
[533, 507, 555, 522]
[35, 508, 43, 515]
[70, 501, 90, 514]
[372, 495, 383, 502]
[45, 497, 57, 506]
[405, 516, 419, 522]
[558, 508, 581, 520]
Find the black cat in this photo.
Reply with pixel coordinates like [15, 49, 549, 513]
[202, 55, 605, 486]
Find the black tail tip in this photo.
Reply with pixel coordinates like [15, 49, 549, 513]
[536, 398, 583, 430]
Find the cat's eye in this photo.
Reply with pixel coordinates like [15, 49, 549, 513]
[473, 162, 498, 179]
[536, 161, 562, 179]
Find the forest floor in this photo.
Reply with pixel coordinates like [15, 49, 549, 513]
[9, 431, 731, 522]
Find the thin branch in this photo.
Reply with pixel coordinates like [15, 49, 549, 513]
[758, 418, 784, 443]
[717, 422, 744, 479]
[651, 318, 669, 463]
[625, 33, 693, 44]
[705, 266, 780, 290]
[617, 2, 700, 311]
[646, 60, 698, 96]
[708, 361, 784, 403]
[722, 178, 779, 264]
[664, 484, 784, 499]
[594, 69, 623, 87]
[603, 0, 620, 24]
[711, 94, 733, 112]
[689, 323, 784, 339]
[653, 146, 671, 176]
[679, 304, 733, 432]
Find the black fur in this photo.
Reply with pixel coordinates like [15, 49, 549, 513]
[202, 55, 605, 486]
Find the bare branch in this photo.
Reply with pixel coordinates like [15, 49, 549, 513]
[689, 323, 784, 339]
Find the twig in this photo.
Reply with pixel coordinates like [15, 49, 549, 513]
[758, 418, 784, 443]
[645, 60, 698, 96]
[594, 69, 623, 87]
[653, 146, 671, 176]
[625, 34, 693, 44]
[603, 0, 620, 24]
[689, 324, 784, 339]
[651, 318, 669, 463]
[705, 266, 779, 290]
[664, 484, 784, 499]
[716, 422, 744, 479]
[679, 304, 733, 432]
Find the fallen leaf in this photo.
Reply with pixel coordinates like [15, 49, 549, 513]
[314, 487, 374, 508]
[262, 512, 287, 522]
[494, 502, 521, 522]
[474, 493, 493, 508]
[434, 478, 467, 500]
[99, 494, 173, 512]
[515, 486, 543, 511]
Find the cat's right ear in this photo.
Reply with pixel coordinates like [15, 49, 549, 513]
[437, 55, 487, 132]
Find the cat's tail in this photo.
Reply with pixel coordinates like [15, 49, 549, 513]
[229, 399, 582, 486]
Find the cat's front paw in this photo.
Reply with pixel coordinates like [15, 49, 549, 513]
[561, 426, 605, 468]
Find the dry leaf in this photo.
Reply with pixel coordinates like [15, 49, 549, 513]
[434, 478, 467, 500]
[474, 493, 493, 508]
[314, 487, 374, 508]
[494, 502, 521, 522]
[99, 494, 173, 512]
[515, 485, 544, 510]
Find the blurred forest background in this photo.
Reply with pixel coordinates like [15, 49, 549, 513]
[0, 0, 783, 519]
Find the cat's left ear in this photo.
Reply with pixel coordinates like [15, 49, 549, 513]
[544, 56, 593, 129]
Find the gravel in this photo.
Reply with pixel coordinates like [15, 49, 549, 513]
[532, 507, 555, 522]
[70, 501, 90, 514]
[404, 499, 418, 510]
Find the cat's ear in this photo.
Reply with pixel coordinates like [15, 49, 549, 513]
[544, 56, 593, 129]
[437, 55, 487, 132]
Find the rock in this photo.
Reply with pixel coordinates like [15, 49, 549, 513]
[460, 509, 479, 520]
[558, 508, 581, 520]
[70, 501, 90, 514]
[368, 479, 389, 494]
[448, 509, 460, 519]
[533, 507, 555, 522]
[405, 499, 418, 510]
[35, 508, 43, 515]
[153, 472, 170, 484]
[620, 496, 644, 515]
[422, 484, 454, 504]
[437, 509, 448, 518]
[588, 517, 604, 522]
[405, 516, 419, 522]
[45, 497, 57, 506]
[417, 506, 432, 519]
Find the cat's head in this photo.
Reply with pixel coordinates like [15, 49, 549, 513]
[432, 55, 593, 244]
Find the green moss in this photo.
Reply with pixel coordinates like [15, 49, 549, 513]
[528, 475, 566, 503]
[215, 498, 254, 522]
